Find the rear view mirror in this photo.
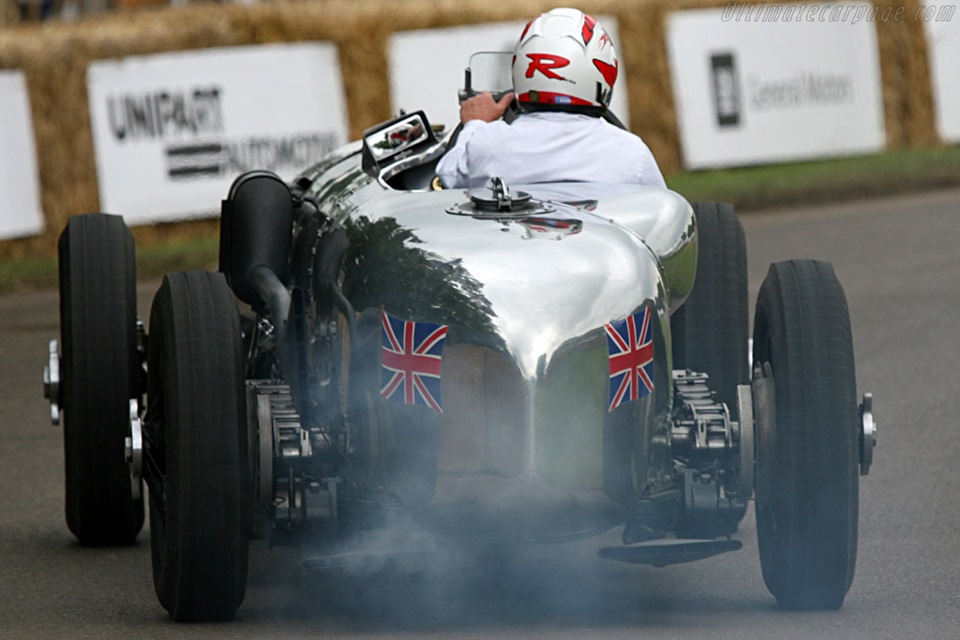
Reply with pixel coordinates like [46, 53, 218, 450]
[361, 111, 436, 176]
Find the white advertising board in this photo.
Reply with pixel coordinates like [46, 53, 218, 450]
[925, 1, 960, 142]
[0, 71, 44, 240]
[389, 18, 630, 132]
[88, 43, 349, 225]
[667, 3, 885, 169]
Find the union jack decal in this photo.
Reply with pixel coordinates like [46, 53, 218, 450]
[380, 310, 448, 413]
[605, 307, 655, 412]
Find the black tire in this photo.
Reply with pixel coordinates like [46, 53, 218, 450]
[671, 202, 749, 414]
[58, 213, 144, 545]
[752, 260, 859, 610]
[146, 271, 248, 621]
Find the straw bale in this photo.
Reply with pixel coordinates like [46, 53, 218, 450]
[617, 3, 682, 174]
[874, 0, 938, 148]
[0, 0, 19, 28]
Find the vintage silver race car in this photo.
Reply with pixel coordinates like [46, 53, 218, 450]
[42, 55, 876, 621]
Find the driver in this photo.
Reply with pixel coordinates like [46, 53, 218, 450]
[436, 7, 667, 190]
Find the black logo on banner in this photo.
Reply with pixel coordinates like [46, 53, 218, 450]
[105, 85, 339, 180]
[164, 134, 340, 180]
[710, 53, 741, 128]
[107, 86, 225, 141]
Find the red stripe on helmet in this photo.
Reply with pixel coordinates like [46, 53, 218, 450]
[593, 59, 618, 87]
[582, 14, 597, 45]
[519, 18, 535, 42]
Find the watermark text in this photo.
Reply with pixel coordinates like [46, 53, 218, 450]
[721, 2, 956, 24]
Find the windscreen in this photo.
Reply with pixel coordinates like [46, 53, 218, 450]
[465, 51, 513, 96]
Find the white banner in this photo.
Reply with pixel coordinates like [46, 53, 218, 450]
[667, 3, 885, 169]
[389, 18, 630, 132]
[88, 43, 349, 226]
[0, 71, 44, 240]
[925, 2, 960, 142]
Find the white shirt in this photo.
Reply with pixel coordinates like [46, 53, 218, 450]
[436, 111, 667, 190]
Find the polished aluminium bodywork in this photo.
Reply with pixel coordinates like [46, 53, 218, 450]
[298, 138, 697, 539]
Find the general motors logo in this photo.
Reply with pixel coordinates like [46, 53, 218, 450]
[710, 53, 741, 128]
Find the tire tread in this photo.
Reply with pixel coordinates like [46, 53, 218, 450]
[59, 213, 143, 545]
[148, 271, 248, 622]
[753, 259, 859, 610]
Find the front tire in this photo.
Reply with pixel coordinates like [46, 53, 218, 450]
[752, 260, 859, 610]
[146, 271, 248, 621]
[58, 213, 144, 545]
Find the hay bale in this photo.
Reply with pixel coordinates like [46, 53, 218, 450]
[617, 3, 682, 174]
[0, 0, 20, 28]
[874, 0, 938, 148]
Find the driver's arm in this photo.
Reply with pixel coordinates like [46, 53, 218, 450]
[436, 92, 515, 189]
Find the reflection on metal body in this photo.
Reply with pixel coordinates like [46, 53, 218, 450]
[304, 150, 696, 537]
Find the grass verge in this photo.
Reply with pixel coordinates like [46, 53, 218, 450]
[2, 145, 959, 294]
[666, 145, 960, 210]
[0, 235, 219, 294]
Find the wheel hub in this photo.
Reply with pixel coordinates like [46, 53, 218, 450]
[859, 393, 877, 476]
[125, 399, 143, 500]
[42, 339, 61, 426]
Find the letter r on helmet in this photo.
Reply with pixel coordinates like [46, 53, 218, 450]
[525, 54, 570, 80]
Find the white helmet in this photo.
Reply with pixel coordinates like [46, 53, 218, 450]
[512, 8, 619, 111]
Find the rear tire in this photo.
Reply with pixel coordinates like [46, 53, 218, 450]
[58, 213, 144, 545]
[671, 202, 749, 414]
[146, 271, 248, 621]
[752, 260, 859, 610]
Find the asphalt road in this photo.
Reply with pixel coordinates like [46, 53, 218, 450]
[2, 189, 959, 639]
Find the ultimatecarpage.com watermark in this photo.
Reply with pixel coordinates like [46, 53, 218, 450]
[721, 2, 957, 24]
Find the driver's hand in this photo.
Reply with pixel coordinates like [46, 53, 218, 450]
[460, 91, 515, 124]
